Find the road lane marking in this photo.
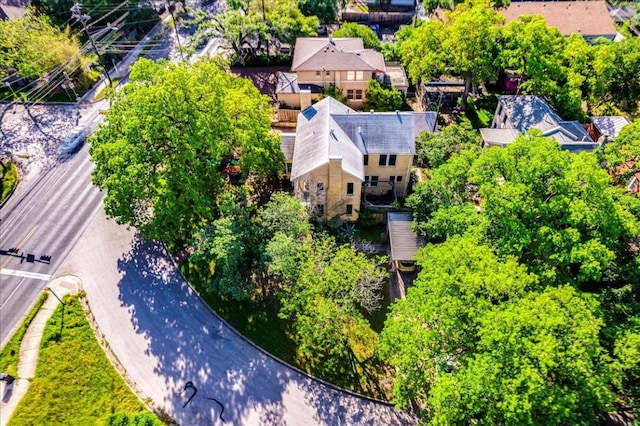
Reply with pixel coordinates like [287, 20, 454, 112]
[0, 269, 52, 281]
[0, 225, 39, 270]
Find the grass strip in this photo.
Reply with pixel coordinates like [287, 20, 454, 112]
[0, 292, 48, 376]
[0, 161, 19, 205]
[7, 294, 161, 426]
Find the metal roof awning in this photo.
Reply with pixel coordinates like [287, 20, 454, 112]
[388, 212, 425, 262]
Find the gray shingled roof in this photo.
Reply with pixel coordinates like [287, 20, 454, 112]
[291, 98, 420, 181]
[332, 112, 417, 154]
[413, 112, 438, 135]
[388, 212, 425, 262]
[291, 38, 385, 72]
[280, 133, 296, 161]
[498, 95, 593, 143]
[291, 97, 364, 181]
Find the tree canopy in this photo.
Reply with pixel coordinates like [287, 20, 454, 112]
[89, 59, 282, 248]
[396, 0, 503, 109]
[297, 0, 343, 23]
[332, 23, 381, 50]
[415, 121, 481, 169]
[203, 0, 318, 63]
[0, 9, 89, 86]
[380, 236, 613, 423]
[363, 79, 407, 112]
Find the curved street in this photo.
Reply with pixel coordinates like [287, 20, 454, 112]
[56, 209, 415, 425]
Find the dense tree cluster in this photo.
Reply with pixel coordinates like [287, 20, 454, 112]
[332, 23, 381, 50]
[385, 130, 640, 421]
[0, 10, 90, 84]
[195, 0, 318, 64]
[190, 192, 388, 392]
[396, 0, 640, 117]
[89, 59, 282, 248]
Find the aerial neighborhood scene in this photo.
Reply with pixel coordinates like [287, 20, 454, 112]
[1, 0, 640, 423]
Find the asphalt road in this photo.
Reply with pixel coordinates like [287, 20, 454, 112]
[58, 209, 416, 425]
[0, 145, 104, 346]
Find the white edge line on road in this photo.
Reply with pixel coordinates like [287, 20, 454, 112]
[0, 269, 52, 281]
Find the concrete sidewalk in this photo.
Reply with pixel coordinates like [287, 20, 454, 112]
[0, 276, 79, 426]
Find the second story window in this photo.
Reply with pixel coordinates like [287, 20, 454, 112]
[317, 182, 324, 195]
[316, 70, 321, 77]
[346, 71, 364, 81]
[364, 155, 369, 165]
[379, 154, 397, 166]
[347, 182, 354, 195]
[366, 176, 379, 187]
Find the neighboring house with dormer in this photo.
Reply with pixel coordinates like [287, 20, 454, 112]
[290, 97, 436, 220]
[481, 95, 598, 152]
[276, 37, 386, 111]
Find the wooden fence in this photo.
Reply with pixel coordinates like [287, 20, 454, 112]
[340, 11, 415, 25]
[277, 108, 300, 123]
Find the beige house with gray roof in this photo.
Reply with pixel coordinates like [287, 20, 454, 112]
[277, 37, 386, 110]
[291, 97, 436, 221]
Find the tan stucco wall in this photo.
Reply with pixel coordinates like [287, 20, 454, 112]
[293, 161, 363, 221]
[364, 154, 413, 198]
[278, 93, 302, 108]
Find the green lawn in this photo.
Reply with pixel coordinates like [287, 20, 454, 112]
[1, 160, 18, 205]
[180, 262, 298, 363]
[0, 292, 48, 377]
[458, 94, 498, 129]
[8, 294, 160, 426]
[180, 259, 394, 400]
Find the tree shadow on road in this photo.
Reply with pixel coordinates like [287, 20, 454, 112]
[115, 235, 415, 425]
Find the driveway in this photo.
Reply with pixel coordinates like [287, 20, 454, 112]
[56, 209, 416, 425]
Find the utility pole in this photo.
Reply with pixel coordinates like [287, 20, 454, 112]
[71, 3, 113, 87]
[166, 0, 185, 61]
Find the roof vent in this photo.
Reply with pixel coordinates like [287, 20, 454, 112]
[357, 126, 362, 134]
[370, 109, 374, 114]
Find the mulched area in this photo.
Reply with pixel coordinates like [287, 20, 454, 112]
[229, 65, 291, 100]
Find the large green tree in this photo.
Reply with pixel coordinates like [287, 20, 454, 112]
[602, 119, 640, 184]
[469, 134, 639, 287]
[498, 15, 583, 120]
[381, 236, 613, 423]
[380, 236, 538, 413]
[332, 23, 381, 50]
[0, 9, 90, 85]
[279, 236, 387, 390]
[297, 0, 342, 23]
[415, 121, 481, 169]
[397, 0, 503, 110]
[427, 286, 613, 425]
[89, 59, 282, 248]
[205, 0, 318, 63]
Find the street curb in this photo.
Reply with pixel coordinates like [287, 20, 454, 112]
[0, 276, 79, 426]
[163, 241, 403, 410]
[77, 285, 179, 425]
